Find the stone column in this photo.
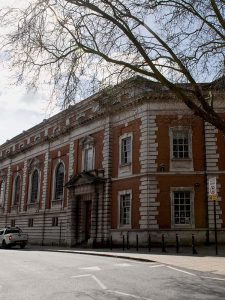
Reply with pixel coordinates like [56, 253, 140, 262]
[102, 116, 112, 243]
[204, 122, 222, 229]
[5, 163, 12, 216]
[20, 160, 27, 212]
[139, 106, 159, 229]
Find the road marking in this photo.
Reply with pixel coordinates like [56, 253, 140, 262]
[71, 274, 92, 278]
[92, 275, 107, 290]
[201, 276, 225, 282]
[79, 266, 101, 271]
[108, 290, 152, 300]
[114, 263, 132, 267]
[148, 264, 165, 268]
[167, 266, 196, 276]
[71, 274, 107, 290]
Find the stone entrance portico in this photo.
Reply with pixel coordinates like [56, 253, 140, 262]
[66, 170, 106, 247]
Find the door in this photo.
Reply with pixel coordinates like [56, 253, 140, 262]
[85, 201, 92, 241]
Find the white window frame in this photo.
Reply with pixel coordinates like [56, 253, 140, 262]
[118, 190, 132, 229]
[119, 133, 132, 166]
[83, 146, 94, 171]
[170, 187, 195, 229]
[118, 133, 133, 177]
[82, 145, 95, 171]
[169, 127, 192, 160]
[28, 168, 41, 204]
[52, 160, 66, 202]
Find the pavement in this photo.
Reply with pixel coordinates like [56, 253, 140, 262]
[28, 244, 225, 277]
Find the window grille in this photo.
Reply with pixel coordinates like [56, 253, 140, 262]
[54, 163, 64, 200]
[120, 193, 131, 226]
[173, 130, 189, 158]
[30, 170, 39, 203]
[121, 136, 131, 165]
[173, 191, 191, 225]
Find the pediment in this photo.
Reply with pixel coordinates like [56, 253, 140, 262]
[80, 135, 95, 148]
[28, 157, 42, 173]
[66, 171, 105, 188]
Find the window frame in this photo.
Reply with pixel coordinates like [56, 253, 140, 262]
[12, 175, 22, 206]
[118, 190, 132, 229]
[52, 216, 59, 227]
[53, 161, 65, 201]
[28, 218, 34, 227]
[170, 187, 195, 229]
[83, 146, 94, 171]
[170, 127, 192, 160]
[120, 134, 132, 166]
[29, 169, 40, 204]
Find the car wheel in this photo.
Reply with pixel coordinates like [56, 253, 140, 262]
[2, 240, 7, 249]
[20, 243, 26, 249]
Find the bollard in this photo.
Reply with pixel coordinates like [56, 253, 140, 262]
[162, 234, 166, 252]
[110, 235, 112, 250]
[136, 234, 139, 252]
[192, 234, 197, 255]
[176, 234, 179, 253]
[127, 233, 130, 250]
[123, 235, 125, 251]
[148, 234, 151, 252]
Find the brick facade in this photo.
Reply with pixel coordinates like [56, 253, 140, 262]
[0, 77, 225, 247]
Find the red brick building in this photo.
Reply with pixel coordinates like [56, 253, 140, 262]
[0, 77, 224, 246]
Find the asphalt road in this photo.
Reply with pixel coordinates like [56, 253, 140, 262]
[0, 248, 225, 300]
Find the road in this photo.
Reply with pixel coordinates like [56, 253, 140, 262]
[0, 248, 225, 300]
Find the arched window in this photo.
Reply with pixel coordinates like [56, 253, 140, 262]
[13, 175, 21, 206]
[30, 170, 39, 203]
[54, 163, 64, 200]
[0, 180, 6, 207]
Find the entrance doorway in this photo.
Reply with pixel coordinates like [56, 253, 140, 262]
[85, 201, 92, 241]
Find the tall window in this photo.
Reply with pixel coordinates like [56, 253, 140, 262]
[13, 175, 21, 206]
[173, 191, 192, 225]
[121, 136, 131, 165]
[0, 180, 6, 207]
[172, 130, 189, 159]
[84, 148, 93, 171]
[30, 170, 39, 203]
[119, 192, 131, 227]
[54, 163, 64, 200]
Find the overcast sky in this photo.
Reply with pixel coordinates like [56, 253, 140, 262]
[0, 0, 59, 145]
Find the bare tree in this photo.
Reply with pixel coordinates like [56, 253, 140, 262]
[0, 1, 225, 132]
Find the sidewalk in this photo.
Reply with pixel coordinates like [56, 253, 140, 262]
[29, 244, 225, 277]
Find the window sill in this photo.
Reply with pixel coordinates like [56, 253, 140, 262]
[27, 203, 39, 207]
[118, 225, 131, 230]
[11, 204, 19, 208]
[52, 199, 63, 207]
[172, 224, 194, 229]
[52, 198, 63, 202]
[171, 158, 192, 161]
[120, 162, 132, 167]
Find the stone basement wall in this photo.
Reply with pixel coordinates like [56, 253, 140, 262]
[110, 229, 225, 247]
[0, 210, 68, 246]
